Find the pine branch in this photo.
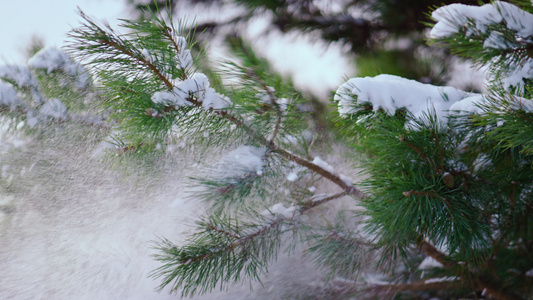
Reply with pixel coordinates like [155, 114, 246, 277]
[300, 191, 348, 211]
[152, 212, 290, 296]
[71, 9, 369, 204]
[418, 240, 525, 300]
[244, 69, 283, 145]
[96, 37, 173, 89]
[273, 147, 367, 199]
[160, 26, 189, 81]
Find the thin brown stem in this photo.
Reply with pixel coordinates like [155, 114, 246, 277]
[274, 147, 367, 199]
[417, 240, 524, 300]
[162, 27, 189, 81]
[245, 68, 283, 145]
[300, 191, 348, 212]
[205, 224, 241, 240]
[418, 240, 456, 269]
[97, 38, 174, 90]
[181, 216, 284, 265]
[430, 128, 445, 173]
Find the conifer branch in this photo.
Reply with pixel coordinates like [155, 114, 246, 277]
[63, 3, 533, 298]
[161, 26, 190, 81]
[400, 137, 430, 165]
[418, 240, 456, 269]
[96, 38, 173, 90]
[418, 240, 524, 300]
[402, 190, 452, 212]
[72, 10, 368, 206]
[152, 214, 288, 296]
[300, 191, 348, 211]
[273, 147, 367, 199]
[242, 67, 284, 144]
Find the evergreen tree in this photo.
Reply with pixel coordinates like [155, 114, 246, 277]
[0, 0, 527, 299]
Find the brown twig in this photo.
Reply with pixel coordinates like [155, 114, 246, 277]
[300, 191, 348, 212]
[180, 216, 284, 265]
[417, 240, 524, 300]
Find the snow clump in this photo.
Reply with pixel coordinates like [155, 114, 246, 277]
[174, 36, 193, 70]
[152, 73, 232, 110]
[335, 74, 486, 124]
[266, 203, 296, 218]
[312, 156, 335, 173]
[430, 1, 533, 39]
[500, 61, 533, 91]
[0, 65, 38, 87]
[28, 47, 91, 89]
[429, 1, 533, 91]
[286, 172, 298, 182]
[213, 146, 266, 182]
[418, 257, 444, 270]
[0, 82, 21, 106]
[40, 98, 68, 121]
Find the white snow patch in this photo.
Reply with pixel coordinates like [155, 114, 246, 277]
[312, 156, 334, 173]
[40, 98, 68, 121]
[363, 273, 390, 285]
[214, 146, 266, 182]
[267, 203, 296, 218]
[339, 174, 353, 186]
[335, 74, 484, 123]
[501, 60, 533, 91]
[286, 172, 298, 182]
[0, 65, 38, 87]
[418, 257, 444, 270]
[173, 36, 193, 70]
[430, 3, 502, 39]
[448, 95, 485, 114]
[430, 2, 533, 39]
[0, 82, 21, 106]
[483, 31, 512, 49]
[509, 96, 533, 112]
[425, 276, 458, 283]
[152, 73, 231, 110]
[28, 47, 91, 89]
[151, 88, 192, 107]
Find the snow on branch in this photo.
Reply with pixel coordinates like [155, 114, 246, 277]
[334, 74, 485, 123]
[430, 1, 533, 40]
[429, 1, 533, 92]
[152, 73, 232, 110]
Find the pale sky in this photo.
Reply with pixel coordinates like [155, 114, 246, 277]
[0, 0, 126, 64]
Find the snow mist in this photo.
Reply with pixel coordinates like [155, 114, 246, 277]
[0, 120, 325, 299]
